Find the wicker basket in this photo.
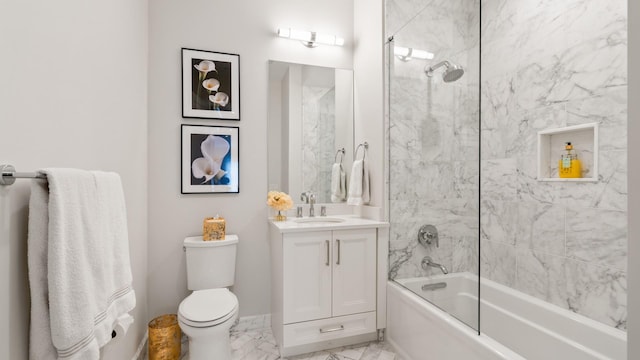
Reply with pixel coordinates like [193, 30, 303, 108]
[148, 314, 181, 360]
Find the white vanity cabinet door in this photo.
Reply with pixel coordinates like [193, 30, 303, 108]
[332, 228, 377, 317]
[283, 231, 332, 324]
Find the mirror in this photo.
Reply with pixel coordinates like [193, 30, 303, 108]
[267, 61, 354, 204]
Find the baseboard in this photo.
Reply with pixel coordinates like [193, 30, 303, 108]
[133, 332, 148, 360]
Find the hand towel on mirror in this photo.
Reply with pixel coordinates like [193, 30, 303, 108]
[331, 162, 347, 202]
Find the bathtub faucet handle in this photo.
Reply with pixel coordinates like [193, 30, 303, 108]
[418, 224, 439, 248]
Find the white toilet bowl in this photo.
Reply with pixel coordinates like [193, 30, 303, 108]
[178, 288, 239, 360]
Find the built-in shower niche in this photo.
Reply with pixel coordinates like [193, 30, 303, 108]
[537, 123, 599, 182]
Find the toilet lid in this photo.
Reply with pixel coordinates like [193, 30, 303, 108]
[179, 288, 238, 324]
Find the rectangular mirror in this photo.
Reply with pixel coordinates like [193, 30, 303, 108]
[268, 61, 354, 204]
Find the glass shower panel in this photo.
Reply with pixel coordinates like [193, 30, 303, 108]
[387, 0, 480, 332]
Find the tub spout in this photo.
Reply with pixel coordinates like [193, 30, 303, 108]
[421, 256, 448, 274]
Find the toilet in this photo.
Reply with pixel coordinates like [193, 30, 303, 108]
[178, 235, 239, 360]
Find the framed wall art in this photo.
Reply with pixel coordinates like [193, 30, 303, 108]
[181, 124, 239, 193]
[182, 48, 240, 120]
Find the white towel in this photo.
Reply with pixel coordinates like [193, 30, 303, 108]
[28, 180, 56, 359]
[347, 160, 370, 205]
[330, 163, 347, 203]
[112, 313, 135, 337]
[28, 169, 136, 360]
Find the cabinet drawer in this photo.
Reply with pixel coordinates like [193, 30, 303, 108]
[283, 312, 376, 348]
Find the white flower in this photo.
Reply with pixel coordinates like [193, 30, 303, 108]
[209, 92, 229, 107]
[202, 78, 220, 92]
[201, 135, 230, 162]
[191, 157, 220, 183]
[191, 135, 231, 184]
[194, 60, 216, 75]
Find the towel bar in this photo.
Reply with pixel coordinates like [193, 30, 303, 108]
[0, 164, 47, 186]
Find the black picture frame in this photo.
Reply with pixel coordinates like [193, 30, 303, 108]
[181, 124, 239, 193]
[181, 48, 240, 120]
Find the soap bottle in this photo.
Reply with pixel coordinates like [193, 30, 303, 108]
[558, 142, 581, 178]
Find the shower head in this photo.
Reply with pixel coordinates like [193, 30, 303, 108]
[425, 60, 464, 82]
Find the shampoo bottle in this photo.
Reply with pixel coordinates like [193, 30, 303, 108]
[558, 142, 582, 178]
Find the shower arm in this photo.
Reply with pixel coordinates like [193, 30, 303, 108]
[425, 61, 450, 76]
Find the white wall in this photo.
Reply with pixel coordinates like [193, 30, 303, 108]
[287, 65, 303, 199]
[335, 68, 355, 175]
[281, 69, 291, 192]
[148, 0, 353, 318]
[0, 1, 149, 359]
[354, 0, 385, 207]
[267, 74, 283, 191]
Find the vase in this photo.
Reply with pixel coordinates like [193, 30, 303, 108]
[274, 210, 287, 221]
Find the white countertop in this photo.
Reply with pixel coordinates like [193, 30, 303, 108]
[269, 214, 389, 233]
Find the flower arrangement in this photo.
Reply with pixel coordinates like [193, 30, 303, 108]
[267, 191, 293, 221]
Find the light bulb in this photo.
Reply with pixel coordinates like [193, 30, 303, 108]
[394, 46, 434, 61]
[276, 27, 344, 47]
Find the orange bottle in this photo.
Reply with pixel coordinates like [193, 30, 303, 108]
[558, 142, 581, 178]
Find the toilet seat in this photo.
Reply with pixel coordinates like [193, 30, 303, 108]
[178, 288, 238, 328]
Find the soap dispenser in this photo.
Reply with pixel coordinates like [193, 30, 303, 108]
[558, 142, 581, 178]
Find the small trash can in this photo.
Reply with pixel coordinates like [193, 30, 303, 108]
[148, 314, 181, 360]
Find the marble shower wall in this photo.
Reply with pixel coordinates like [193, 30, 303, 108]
[387, 0, 627, 331]
[480, 0, 628, 330]
[387, 0, 480, 280]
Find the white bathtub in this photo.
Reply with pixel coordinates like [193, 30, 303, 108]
[387, 273, 627, 360]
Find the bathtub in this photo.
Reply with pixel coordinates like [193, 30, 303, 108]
[387, 273, 627, 360]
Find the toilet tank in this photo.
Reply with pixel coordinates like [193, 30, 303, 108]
[183, 235, 238, 290]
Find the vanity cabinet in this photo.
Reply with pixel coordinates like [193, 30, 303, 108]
[283, 229, 376, 323]
[270, 221, 387, 357]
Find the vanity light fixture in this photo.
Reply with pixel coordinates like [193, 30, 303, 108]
[277, 27, 345, 48]
[394, 46, 434, 61]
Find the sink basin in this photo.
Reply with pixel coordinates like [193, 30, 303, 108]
[293, 217, 346, 224]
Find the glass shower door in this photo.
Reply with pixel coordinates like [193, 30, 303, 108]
[386, 0, 480, 332]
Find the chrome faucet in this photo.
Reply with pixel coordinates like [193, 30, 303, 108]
[309, 193, 316, 217]
[421, 256, 449, 274]
[300, 191, 316, 217]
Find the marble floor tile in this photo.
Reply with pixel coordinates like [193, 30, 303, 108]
[174, 327, 400, 360]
